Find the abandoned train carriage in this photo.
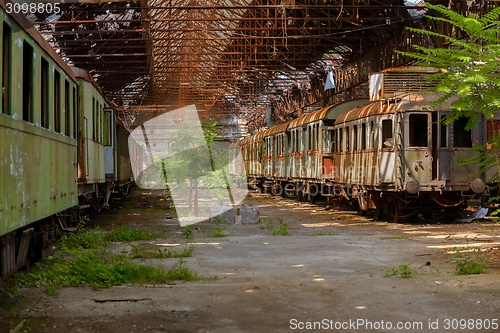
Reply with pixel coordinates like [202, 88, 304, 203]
[0, 3, 137, 277]
[329, 92, 487, 218]
[0, 4, 79, 276]
[235, 67, 491, 220]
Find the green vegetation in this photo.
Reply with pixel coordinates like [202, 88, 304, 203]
[181, 226, 194, 240]
[380, 235, 409, 240]
[58, 226, 165, 251]
[384, 264, 414, 278]
[108, 227, 163, 242]
[308, 231, 340, 236]
[6, 225, 210, 296]
[130, 244, 194, 259]
[259, 218, 291, 236]
[453, 247, 487, 275]
[210, 228, 229, 237]
[269, 218, 291, 236]
[58, 227, 108, 250]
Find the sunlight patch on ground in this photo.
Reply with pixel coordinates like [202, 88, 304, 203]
[155, 243, 181, 247]
[427, 242, 500, 252]
[301, 222, 341, 228]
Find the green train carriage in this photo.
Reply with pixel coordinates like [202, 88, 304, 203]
[0, 2, 79, 276]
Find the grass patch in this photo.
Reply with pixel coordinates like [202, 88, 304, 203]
[210, 228, 229, 237]
[384, 264, 414, 278]
[308, 231, 340, 236]
[108, 227, 163, 242]
[59, 227, 108, 250]
[380, 235, 409, 240]
[261, 218, 291, 236]
[181, 226, 194, 241]
[11, 251, 207, 295]
[453, 247, 487, 275]
[130, 244, 194, 259]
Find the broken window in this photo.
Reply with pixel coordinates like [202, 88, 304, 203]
[381, 119, 393, 148]
[453, 117, 472, 147]
[409, 114, 428, 147]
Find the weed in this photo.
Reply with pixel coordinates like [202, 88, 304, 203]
[258, 219, 270, 230]
[210, 228, 228, 237]
[269, 218, 290, 236]
[11, 249, 207, 295]
[380, 235, 409, 240]
[453, 246, 487, 275]
[108, 227, 162, 242]
[384, 264, 414, 278]
[58, 228, 108, 251]
[130, 245, 194, 259]
[165, 259, 199, 281]
[181, 226, 194, 241]
[213, 215, 223, 225]
[309, 231, 340, 236]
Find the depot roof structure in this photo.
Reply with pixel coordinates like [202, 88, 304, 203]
[27, 0, 493, 133]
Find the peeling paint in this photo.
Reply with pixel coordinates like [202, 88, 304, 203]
[15, 38, 22, 47]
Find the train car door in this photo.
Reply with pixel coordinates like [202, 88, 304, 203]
[320, 126, 336, 179]
[404, 112, 432, 184]
[378, 117, 395, 183]
[104, 108, 115, 180]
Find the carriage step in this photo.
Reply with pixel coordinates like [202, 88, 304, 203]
[79, 204, 91, 210]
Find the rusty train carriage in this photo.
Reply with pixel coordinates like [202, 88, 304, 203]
[235, 67, 490, 220]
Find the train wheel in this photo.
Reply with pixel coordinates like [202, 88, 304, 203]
[271, 184, 282, 196]
[295, 186, 303, 202]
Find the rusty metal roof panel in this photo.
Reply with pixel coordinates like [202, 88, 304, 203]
[289, 98, 370, 129]
[266, 120, 293, 136]
[334, 100, 395, 124]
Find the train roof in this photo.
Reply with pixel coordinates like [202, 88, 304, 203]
[0, 1, 77, 82]
[334, 93, 454, 124]
[288, 98, 369, 129]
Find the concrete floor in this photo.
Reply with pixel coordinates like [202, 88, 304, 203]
[1, 190, 500, 333]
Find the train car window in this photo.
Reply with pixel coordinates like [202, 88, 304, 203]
[440, 115, 447, 148]
[22, 41, 34, 122]
[370, 121, 375, 149]
[353, 125, 358, 151]
[100, 105, 104, 143]
[338, 129, 343, 152]
[409, 114, 428, 147]
[345, 127, 349, 152]
[73, 87, 77, 138]
[104, 110, 111, 146]
[361, 123, 366, 150]
[40, 58, 49, 127]
[453, 117, 472, 147]
[65, 80, 70, 136]
[54, 71, 61, 132]
[92, 97, 96, 140]
[381, 119, 393, 148]
[2, 23, 11, 115]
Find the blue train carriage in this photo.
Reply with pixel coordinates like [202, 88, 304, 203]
[330, 68, 489, 220]
[0, 3, 79, 276]
[72, 68, 110, 215]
